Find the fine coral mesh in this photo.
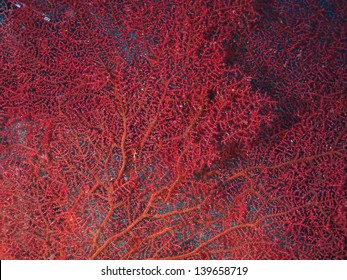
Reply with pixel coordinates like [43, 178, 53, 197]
[1, 0, 346, 259]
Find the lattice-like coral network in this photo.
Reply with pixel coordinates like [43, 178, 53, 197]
[0, 0, 346, 259]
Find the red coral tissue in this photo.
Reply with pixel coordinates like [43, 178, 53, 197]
[0, 0, 346, 259]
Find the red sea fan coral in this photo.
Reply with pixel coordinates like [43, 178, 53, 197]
[0, 0, 346, 259]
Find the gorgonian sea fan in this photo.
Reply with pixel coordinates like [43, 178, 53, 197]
[0, 0, 346, 259]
